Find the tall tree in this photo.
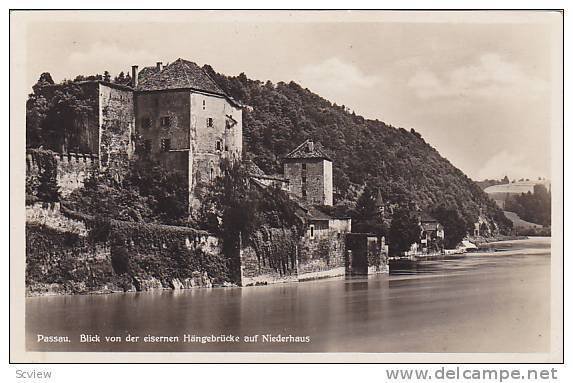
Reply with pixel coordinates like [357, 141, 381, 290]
[388, 207, 420, 255]
[431, 204, 467, 249]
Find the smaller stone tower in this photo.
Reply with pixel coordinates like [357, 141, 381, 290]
[283, 139, 333, 206]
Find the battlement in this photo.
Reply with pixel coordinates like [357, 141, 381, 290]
[26, 151, 99, 170]
[26, 150, 100, 197]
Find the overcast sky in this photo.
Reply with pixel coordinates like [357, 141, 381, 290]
[22, 11, 561, 181]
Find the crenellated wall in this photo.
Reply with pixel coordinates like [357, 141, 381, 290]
[26, 150, 99, 197]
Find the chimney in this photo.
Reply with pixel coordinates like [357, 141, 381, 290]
[156, 62, 162, 71]
[131, 65, 139, 87]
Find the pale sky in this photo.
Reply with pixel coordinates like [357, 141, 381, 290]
[20, 11, 562, 181]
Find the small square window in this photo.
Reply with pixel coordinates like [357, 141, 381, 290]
[142, 117, 151, 130]
[202, 100, 206, 110]
[224, 145, 229, 152]
[309, 224, 315, 239]
[207, 117, 214, 127]
[215, 140, 222, 151]
[160, 138, 171, 152]
[143, 139, 152, 153]
[160, 116, 171, 127]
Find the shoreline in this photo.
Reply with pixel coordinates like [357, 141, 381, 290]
[469, 235, 529, 247]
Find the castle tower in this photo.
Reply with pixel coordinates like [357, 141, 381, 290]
[283, 139, 333, 206]
[133, 58, 243, 211]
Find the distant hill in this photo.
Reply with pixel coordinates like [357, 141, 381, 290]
[203, 66, 512, 233]
[503, 211, 542, 229]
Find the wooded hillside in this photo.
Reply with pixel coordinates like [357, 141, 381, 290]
[203, 65, 511, 233]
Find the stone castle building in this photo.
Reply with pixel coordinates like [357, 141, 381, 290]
[28, 59, 243, 206]
[133, 59, 242, 198]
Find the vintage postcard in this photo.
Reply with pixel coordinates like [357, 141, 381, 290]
[9, 10, 563, 363]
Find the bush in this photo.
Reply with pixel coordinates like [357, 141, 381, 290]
[27, 149, 60, 203]
[111, 244, 130, 275]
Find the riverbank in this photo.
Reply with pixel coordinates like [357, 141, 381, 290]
[468, 234, 529, 247]
[26, 236, 551, 354]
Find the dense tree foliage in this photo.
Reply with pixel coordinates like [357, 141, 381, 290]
[505, 185, 551, 226]
[430, 204, 467, 249]
[196, 160, 304, 281]
[26, 79, 98, 151]
[202, 66, 512, 234]
[197, 160, 304, 236]
[65, 158, 189, 225]
[350, 183, 387, 236]
[388, 207, 420, 255]
[25, 148, 60, 204]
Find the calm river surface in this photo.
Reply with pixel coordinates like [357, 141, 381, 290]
[26, 237, 551, 353]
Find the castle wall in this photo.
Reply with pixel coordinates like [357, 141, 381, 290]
[345, 234, 388, 275]
[190, 92, 242, 186]
[241, 223, 349, 286]
[26, 151, 99, 197]
[98, 83, 135, 175]
[297, 229, 346, 279]
[284, 158, 332, 206]
[25, 205, 226, 296]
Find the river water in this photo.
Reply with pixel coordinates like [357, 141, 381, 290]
[26, 237, 551, 353]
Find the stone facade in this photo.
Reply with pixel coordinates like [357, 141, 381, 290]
[297, 229, 346, 279]
[135, 90, 242, 208]
[240, 228, 388, 286]
[345, 233, 388, 275]
[26, 150, 99, 197]
[98, 83, 135, 178]
[240, 227, 347, 286]
[27, 81, 135, 195]
[284, 159, 333, 206]
[283, 140, 333, 206]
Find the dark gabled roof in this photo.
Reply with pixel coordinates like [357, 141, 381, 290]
[420, 212, 438, 223]
[244, 160, 266, 177]
[138, 66, 159, 82]
[422, 222, 442, 232]
[136, 58, 226, 95]
[306, 206, 333, 221]
[245, 160, 288, 182]
[284, 139, 332, 161]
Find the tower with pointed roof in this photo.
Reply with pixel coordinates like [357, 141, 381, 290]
[283, 139, 333, 206]
[375, 189, 385, 218]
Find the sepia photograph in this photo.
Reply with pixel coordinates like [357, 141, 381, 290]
[9, 9, 564, 363]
